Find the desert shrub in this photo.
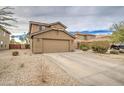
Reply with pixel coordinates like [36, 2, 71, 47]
[20, 63, 24, 68]
[91, 41, 110, 53]
[25, 44, 30, 49]
[80, 44, 89, 51]
[110, 49, 119, 54]
[12, 51, 19, 56]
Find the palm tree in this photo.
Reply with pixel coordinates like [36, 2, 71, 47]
[0, 6, 17, 30]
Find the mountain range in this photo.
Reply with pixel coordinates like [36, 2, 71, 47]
[70, 30, 112, 35]
[11, 29, 112, 40]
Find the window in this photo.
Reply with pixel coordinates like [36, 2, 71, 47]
[42, 26, 46, 30]
[39, 26, 42, 31]
[39, 26, 46, 31]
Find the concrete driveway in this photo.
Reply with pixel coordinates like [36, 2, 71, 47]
[44, 51, 124, 85]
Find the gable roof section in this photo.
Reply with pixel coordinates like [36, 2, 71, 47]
[29, 21, 49, 26]
[30, 28, 75, 39]
[30, 21, 67, 28]
[50, 22, 67, 28]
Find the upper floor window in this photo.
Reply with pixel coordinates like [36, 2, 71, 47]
[39, 26, 46, 31]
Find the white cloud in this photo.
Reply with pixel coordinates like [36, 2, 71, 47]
[3, 6, 124, 34]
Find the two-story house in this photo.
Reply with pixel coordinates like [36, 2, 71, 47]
[74, 32, 96, 48]
[0, 27, 11, 50]
[28, 21, 75, 53]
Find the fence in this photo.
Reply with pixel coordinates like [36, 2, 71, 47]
[9, 44, 30, 49]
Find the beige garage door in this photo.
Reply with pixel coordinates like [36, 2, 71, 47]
[43, 39, 69, 53]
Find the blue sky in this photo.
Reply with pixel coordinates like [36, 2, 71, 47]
[3, 6, 124, 35]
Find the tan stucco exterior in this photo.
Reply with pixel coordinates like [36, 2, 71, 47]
[0, 29, 10, 50]
[29, 21, 75, 53]
[30, 24, 40, 33]
[31, 30, 74, 53]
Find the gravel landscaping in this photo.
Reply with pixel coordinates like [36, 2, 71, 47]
[0, 50, 79, 86]
[0, 49, 124, 85]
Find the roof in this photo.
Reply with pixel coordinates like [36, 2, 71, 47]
[29, 21, 67, 34]
[29, 21, 67, 28]
[75, 33, 96, 36]
[50, 22, 67, 28]
[0, 26, 11, 34]
[96, 35, 111, 39]
[29, 21, 49, 26]
[30, 28, 75, 39]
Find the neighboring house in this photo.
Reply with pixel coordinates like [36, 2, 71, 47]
[0, 27, 11, 50]
[74, 32, 111, 48]
[74, 32, 96, 48]
[75, 32, 96, 41]
[93, 35, 111, 41]
[28, 21, 75, 53]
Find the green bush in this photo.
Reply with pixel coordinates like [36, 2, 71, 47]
[80, 44, 89, 51]
[91, 41, 110, 53]
[92, 46, 108, 53]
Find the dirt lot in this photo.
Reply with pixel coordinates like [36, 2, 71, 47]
[0, 49, 124, 86]
[0, 50, 79, 86]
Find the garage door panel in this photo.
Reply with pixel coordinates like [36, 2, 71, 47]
[43, 39, 69, 53]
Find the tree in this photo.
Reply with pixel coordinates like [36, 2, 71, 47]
[19, 33, 30, 44]
[0, 7, 17, 30]
[10, 38, 16, 44]
[111, 21, 124, 43]
[19, 35, 25, 43]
